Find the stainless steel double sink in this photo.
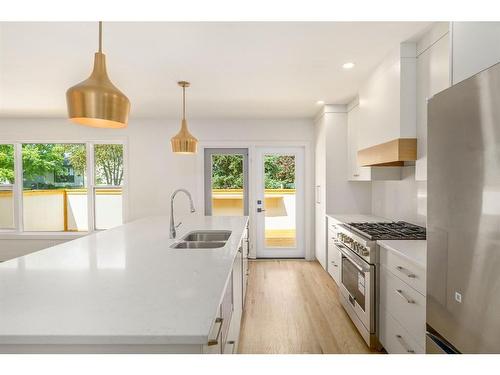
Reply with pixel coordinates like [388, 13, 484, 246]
[170, 230, 232, 249]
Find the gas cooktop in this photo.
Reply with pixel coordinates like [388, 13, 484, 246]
[344, 221, 426, 241]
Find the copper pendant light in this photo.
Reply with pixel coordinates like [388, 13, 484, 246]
[171, 81, 198, 154]
[66, 22, 130, 128]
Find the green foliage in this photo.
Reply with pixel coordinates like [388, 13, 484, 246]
[1, 143, 123, 188]
[212, 155, 243, 189]
[0, 144, 15, 184]
[22, 144, 67, 181]
[94, 144, 124, 186]
[210, 154, 295, 189]
[63, 144, 86, 176]
[264, 155, 295, 189]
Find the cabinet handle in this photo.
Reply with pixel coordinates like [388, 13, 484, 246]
[353, 174, 360, 177]
[225, 340, 236, 354]
[396, 265, 416, 279]
[208, 317, 224, 346]
[395, 334, 415, 353]
[395, 289, 415, 304]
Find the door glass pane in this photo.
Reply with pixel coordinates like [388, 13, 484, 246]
[94, 144, 123, 229]
[264, 155, 296, 248]
[22, 144, 88, 232]
[211, 154, 244, 216]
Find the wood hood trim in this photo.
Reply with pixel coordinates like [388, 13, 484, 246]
[357, 138, 417, 167]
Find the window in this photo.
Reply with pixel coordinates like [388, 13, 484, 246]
[0, 144, 15, 229]
[22, 143, 87, 232]
[0, 141, 125, 234]
[93, 144, 123, 230]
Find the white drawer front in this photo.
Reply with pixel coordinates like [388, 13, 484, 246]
[379, 308, 424, 354]
[379, 245, 426, 295]
[327, 242, 341, 285]
[379, 266, 426, 348]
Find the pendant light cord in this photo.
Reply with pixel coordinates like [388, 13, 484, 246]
[182, 86, 186, 120]
[98, 21, 102, 53]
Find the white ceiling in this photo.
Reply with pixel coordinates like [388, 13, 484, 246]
[0, 22, 432, 119]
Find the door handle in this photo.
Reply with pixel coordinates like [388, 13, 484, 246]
[315, 185, 321, 204]
[257, 208, 266, 213]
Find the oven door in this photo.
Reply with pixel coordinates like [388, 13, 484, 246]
[337, 243, 375, 333]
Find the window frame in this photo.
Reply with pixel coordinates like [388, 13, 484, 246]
[0, 140, 127, 236]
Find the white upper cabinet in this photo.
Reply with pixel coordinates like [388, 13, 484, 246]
[347, 103, 371, 181]
[357, 43, 417, 150]
[415, 23, 450, 181]
[451, 22, 500, 84]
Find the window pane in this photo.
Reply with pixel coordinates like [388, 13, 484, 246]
[22, 144, 88, 232]
[0, 189, 14, 229]
[94, 144, 124, 186]
[211, 154, 244, 216]
[264, 155, 296, 248]
[0, 144, 15, 184]
[95, 188, 122, 230]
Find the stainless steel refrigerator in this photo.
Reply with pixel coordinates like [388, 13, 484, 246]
[427, 62, 500, 353]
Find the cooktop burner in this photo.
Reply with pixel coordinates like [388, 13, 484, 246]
[345, 221, 426, 240]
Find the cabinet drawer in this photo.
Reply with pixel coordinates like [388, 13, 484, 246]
[379, 265, 426, 348]
[379, 245, 426, 295]
[327, 217, 341, 233]
[379, 308, 424, 354]
[327, 242, 341, 285]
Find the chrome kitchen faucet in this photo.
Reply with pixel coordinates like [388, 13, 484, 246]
[169, 189, 196, 239]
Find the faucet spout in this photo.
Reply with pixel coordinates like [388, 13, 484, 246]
[170, 189, 196, 239]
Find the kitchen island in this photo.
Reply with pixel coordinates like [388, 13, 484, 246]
[0, 215, 249, 353]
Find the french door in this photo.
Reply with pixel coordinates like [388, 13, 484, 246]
[255, 147, 305, 258]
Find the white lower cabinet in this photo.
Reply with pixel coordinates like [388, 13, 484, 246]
[378, 245, 426, 354]
[379, 266, 426, 348]
[379, 308, 424, 354]
[327, 240, 341, 285]
[205, 228, 248, 354]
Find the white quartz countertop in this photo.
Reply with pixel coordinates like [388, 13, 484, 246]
[326, 213, 392, 223]
[377, 240, 427, 269]
[0, 215, 249, 346]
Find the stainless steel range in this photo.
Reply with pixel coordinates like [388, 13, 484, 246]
[331, 221, 426, 348]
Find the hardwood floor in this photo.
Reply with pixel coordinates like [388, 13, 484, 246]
[238, 260, 380, 354]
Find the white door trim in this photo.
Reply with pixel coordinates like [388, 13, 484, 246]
[196, 140, 313, 261]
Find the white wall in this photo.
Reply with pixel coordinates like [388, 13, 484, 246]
[451, 22, 500, 84]
[0, 116, 314, 260]
[372, 167, 426, 226]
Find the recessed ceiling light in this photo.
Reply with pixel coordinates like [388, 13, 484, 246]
[342, 62, 355, 70]
[316, 100, 325, 105]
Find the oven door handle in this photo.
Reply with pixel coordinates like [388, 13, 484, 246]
[338, 247, 371, 273]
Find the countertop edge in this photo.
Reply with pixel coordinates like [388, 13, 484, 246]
[377, 240, 427, 270]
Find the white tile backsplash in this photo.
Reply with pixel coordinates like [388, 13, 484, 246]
[371, 166, 427, 226]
